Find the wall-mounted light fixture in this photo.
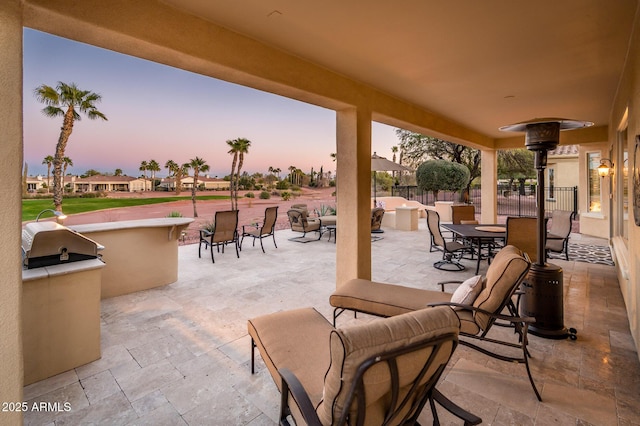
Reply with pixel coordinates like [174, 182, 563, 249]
[35, 209, 67, 222]
[597, 159, 614, 177]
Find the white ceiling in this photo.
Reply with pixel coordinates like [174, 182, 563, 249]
[161, 0, 637, 139]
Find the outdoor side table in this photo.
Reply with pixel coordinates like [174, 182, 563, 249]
[396, 206, 419, 231]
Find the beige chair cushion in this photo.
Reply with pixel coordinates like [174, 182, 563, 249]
[248, 307, 332, 407]
[472, 245, 530, 330]
[317, 307, 459, 425]
[330, 279, 451, 317]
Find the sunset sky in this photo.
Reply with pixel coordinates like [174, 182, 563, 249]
[23, 29, 400, 179]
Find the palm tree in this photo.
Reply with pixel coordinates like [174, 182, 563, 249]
[42, 155, 54, 193]
[148, 159, 160, 189]
[227, 138, 251, 210]
[34, 81, 107, 211]
[164, 160, 187, 195]
[114, 168, 123, 176]
[139, 160, 148, 179]
[391, 146, 399, 181]
[274, 167, 281, 179]
[188, 157, 209, 217]
[288, 165, 297, 185]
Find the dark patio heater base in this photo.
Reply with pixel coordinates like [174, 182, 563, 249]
[500, 118, 591, 341]
[521, 263, 576, 339]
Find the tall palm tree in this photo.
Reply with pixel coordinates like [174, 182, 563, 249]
[148, 159, 160, 189]
[42, 155, 54, 193]
[34, 82, 107, 211]
[165, 159, 179, 193]
[273, 167, 281, 179]
[288, 165, 297, 185]
[227, 140, 239, 210]
[235, 138, 251, 203]
[114, 168, 123, 176]
[188, 157, 209, 217]
[391, 145, 399, 181]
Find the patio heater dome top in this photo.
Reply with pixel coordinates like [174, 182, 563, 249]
[499, 117, 593, 152]
[498, 117, 594, 133]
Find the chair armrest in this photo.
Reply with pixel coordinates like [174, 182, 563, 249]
[431, 388, 482, 425]
[437, 280, 463, 292]
[426, 302, 536, 324]
[279, 368, 322, 426]
[242, 224, 260, 233]
[199, 229, 212, 238]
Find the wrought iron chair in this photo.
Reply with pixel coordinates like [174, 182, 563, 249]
[426, 209, 469, 270]
[287, 208, 322, 242]
[545, 209, 575, 260]
[198, 210, 239, 263]
[248, 306, 481, 425]
[240, 206, 278, 253]
[370, 207, 385, 241]
[505, 216, 539, 263]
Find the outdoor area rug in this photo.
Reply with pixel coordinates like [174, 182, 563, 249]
[548, 243, 615, 266]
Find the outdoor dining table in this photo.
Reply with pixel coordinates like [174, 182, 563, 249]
[440, 223, 506, 274]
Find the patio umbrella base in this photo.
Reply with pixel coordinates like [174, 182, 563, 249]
[521, 263, 576, 340]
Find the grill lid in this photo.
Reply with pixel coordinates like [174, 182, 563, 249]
[22, 222, 103, 269]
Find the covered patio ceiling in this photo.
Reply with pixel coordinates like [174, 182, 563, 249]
[158, 0, 637, 142]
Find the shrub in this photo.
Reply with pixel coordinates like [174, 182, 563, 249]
[259, 191, 271, 199]
[281, 191, 292, 201]
[245, 192, 255, 198]
[166, 211, 183, 217]
[416, 160, 469, 199]
[201, 221, 215, 233]
[275, 180, 290, 190]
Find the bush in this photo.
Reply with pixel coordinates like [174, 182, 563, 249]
[245, 192, 255, 198]
[281, 191, 292, 201]
[416, 160, 469, 196]
[201, 221, 215, 233]
[275, 180, 290, 190]
[259, 191, 271, 199]
[271, 190, 281, 197]
[166, 211, 183, 217]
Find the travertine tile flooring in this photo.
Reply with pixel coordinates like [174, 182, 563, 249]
[23, 224, 640, 425]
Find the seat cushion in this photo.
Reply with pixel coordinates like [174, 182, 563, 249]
[330, 279, 451, 317]
[317, 307, 459, 425]
[248, 307, 332, 408]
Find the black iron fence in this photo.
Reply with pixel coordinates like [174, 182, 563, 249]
[390, 185, 578, 217]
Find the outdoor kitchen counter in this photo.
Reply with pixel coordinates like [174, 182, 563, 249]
[22, 258, 105, 385]
[71, 218, 193, 299]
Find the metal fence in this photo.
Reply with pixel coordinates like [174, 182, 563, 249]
[390, 185, 578, 217]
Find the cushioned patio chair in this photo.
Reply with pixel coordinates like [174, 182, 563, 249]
[426, 209, 469, 270]
[546, 209, 574, 260]
[370, 207, 385, 241]
[287, 208, 322, 242]
[240, 206, 278, 253]
[248, 306, 481, 425]
[329, 245, 541, 401]
[198, 210, 239, 263]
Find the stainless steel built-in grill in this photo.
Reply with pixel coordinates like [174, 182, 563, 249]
[22, 222, 102, 269]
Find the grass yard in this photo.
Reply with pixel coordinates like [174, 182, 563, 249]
[22, 195, 229, 222]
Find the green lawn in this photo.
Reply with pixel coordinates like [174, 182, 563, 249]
[22, 195, 229, 222]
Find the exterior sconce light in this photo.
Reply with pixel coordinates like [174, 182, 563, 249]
[598, 159, 614, 177]
[35, 209, 67, 222]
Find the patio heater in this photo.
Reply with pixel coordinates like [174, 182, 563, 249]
[500, 118, 592, 339]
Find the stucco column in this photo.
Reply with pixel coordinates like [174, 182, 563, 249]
[480, 148, 498, 224]
[336, 107, 372, 287]
[0, 0, 25, 422]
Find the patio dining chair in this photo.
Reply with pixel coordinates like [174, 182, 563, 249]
[505, 216, 539, 263]
[546, 209, 574, 260]
[240, 206, 278, 253]
[451, 204, 478, 225]
[426, 209, 469, 271]
[198, 210, 239, 263]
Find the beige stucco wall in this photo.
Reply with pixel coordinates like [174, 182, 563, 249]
[578, 143, 611, 238]
[0, 1, 24, 423]
[547, 156, 579, 188]
[71, 219, 192, 299]
[609, 8, 640, 356]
